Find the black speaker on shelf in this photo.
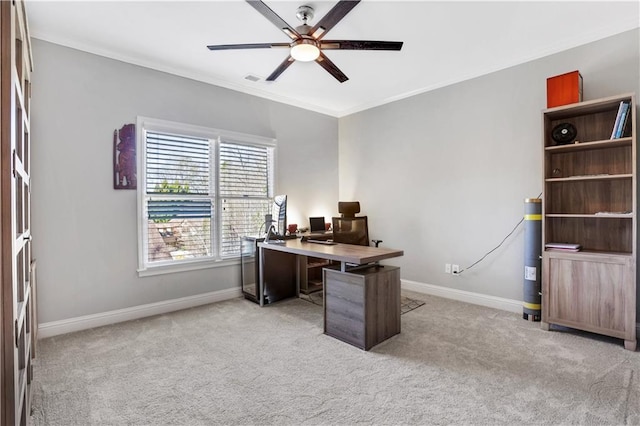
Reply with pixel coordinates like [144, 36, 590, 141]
[551, 122, 577, 145]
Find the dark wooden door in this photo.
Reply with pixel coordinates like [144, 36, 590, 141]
[1, 1, 34, 424]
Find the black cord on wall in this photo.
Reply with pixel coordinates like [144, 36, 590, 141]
[455, 192, 542, 275]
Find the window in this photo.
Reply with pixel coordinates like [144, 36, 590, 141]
[137, 117, 275, 275]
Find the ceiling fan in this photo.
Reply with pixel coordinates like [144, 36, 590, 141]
[206, 0, 403, 83]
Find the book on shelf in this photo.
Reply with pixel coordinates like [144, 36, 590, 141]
[610, 101, 630, 139]
[545, 242, 582, 252]
[610, 101, 624, 139]
[615, 102, 630, 138]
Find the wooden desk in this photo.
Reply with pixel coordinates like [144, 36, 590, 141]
[258, 238, 403, 273]
[257, 238, 404, 350]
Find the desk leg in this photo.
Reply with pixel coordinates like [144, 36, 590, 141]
[258, 246, 265, 307]
[296, 255, 301, 296]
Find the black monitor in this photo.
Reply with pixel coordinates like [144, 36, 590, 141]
[309, 217, 325, 233]
[272, 195, 287, 237]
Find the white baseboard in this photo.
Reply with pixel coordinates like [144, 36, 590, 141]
[38, 287, 242, 339]
[401, 279, 523, 314]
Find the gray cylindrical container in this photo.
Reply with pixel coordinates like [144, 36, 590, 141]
[523, 198, 542, 321]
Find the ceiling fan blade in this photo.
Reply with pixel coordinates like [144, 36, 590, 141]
[266, 55, 296, 81]
[309, 0, 360, 40]
[315, 52, 348, 83]
[246, 0, 300, 40]
[207, 43, 290, 51]
[320, 40, 403, 51]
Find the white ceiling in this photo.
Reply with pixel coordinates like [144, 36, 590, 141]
[26, 1, 639, 117]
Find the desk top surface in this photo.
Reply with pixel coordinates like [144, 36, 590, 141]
[258, 238, 403, 265]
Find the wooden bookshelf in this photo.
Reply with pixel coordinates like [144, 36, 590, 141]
[541, 93, 637, 351]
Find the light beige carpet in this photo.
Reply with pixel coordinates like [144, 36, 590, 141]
[31, 292, 640, 425]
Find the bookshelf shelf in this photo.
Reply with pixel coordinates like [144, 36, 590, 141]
[545, 173, 632, 182]
[541, 93, 637, 351]
[549, 249, 634, 257]
[544, 137, 632, 152]
[545, 213, 632, 219]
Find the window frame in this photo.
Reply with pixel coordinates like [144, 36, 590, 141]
[136, 116, 276, 277]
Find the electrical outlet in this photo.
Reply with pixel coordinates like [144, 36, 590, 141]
[452, 264, 460, 275]
[445, 263, 451, 274]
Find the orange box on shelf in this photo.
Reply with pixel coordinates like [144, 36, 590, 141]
[546, 70, 583, 108]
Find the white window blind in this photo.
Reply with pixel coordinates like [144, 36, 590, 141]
[145, 132, 213, 264]
[138, 118, 276, 274]
[220, 142, 273, 257]
[146, 132, 210, 194]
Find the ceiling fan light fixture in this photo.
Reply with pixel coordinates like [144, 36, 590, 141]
[208, 0, 403, 82]
[290, 39, 320, 62]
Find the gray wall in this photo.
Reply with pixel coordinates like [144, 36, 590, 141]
[339, 29, 639, 316]
[31, 40, 339, 324]
[31, 28, 640, 326]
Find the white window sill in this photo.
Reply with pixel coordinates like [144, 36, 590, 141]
[138, 257, 240, 277]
